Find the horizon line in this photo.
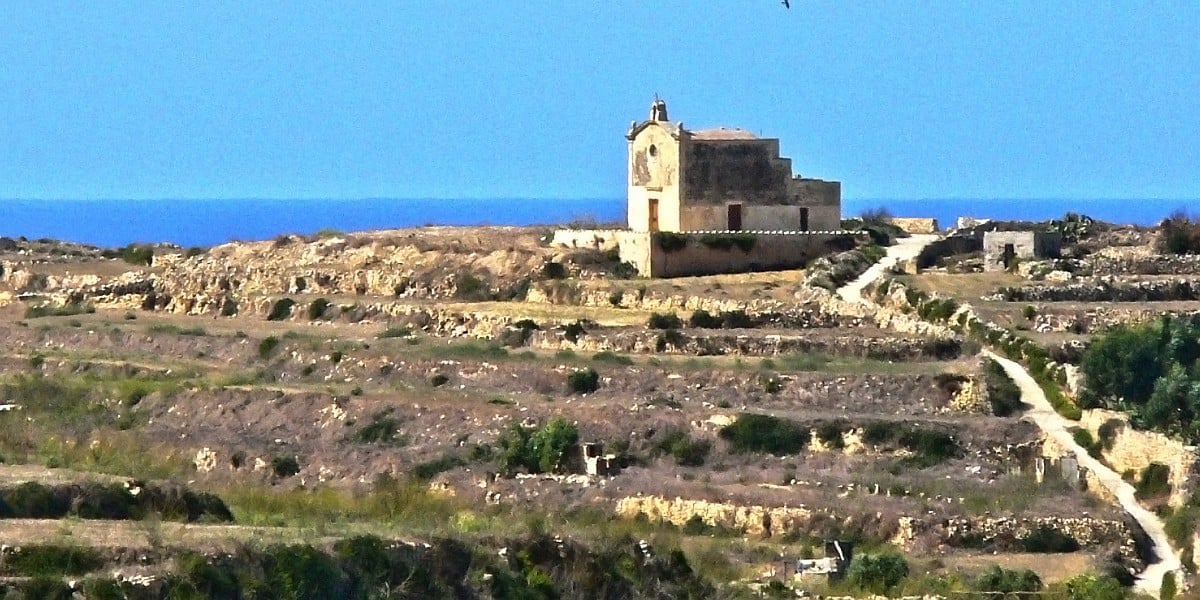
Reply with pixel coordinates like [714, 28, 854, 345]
[1, 196, 1198, 202]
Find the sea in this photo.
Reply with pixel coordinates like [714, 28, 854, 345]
[0, 197, 1195, 248]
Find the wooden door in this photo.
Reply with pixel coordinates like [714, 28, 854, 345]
[648, 199, 659, 231]
[800, 207, 810, 231]
[727, 204, 742, 231]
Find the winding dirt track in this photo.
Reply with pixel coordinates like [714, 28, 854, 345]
[836, 235, 1182, 597]
[985, 351, 1181, 598]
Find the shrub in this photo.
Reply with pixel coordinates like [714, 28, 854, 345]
[973, 565, 1042, 596]
[23, 302, 94, 319]
[220, 297, 238, 317]
[847, 552, 909, 594]
[592, 351, 633, 365]
[498, 417, 579, 475]
[272, 456, 300, 478]
[653, 429, 712, 467]
[815, 422, 846, 449]
[1, 545, 105, 576]
[688, 309, 722, 329]
[1021, 525, 1080, 553]
[719, 413, 809, 455]
[541, 261, 568, 280]
[411, 453, 466, 480]
[1134, 462, 1172, 500]
[377, 325, 411, 338]
[566, 368, 600, 394]
[1022, 304, 1038, 320]
[454, 273, 491, 301]
[307, 298, 331, 320]
[655, 232, 690, 252]
[0, 482, 69, 518]
[105, 243, 153, 266]
[258, 336, 280, 359]
[562, 320, 587, 343]
[1158, 210, 1200, 255]
[429, 373, 450, 387]
[647, 312, 682, 330]
[266, 298, 295, 321]
[352, 413, 404, 445]
[983, 359, 1024, 417]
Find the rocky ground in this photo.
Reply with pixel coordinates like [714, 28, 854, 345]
[0, 226, 1186, 598]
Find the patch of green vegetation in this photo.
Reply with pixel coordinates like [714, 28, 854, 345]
[352, 412, 406, 446]
[0, 544, 104, 577]
[266, 297, 296, 321]
[498, 417, 579, 476]
[23, 301, 95, 319]
[258, 336, 280, 359]
[654, 231, 690, 253]
[982, 358, 1023, 416]
[147, 323, 208, 336]
[454, 273, 492, 301]
[307, 297, 331, 320]
[1134, 462, 1172, 501]
[719, 413, 809, 456]
[101, 243, 154, 266]
[647, 312, 682, 330]
[411, 453, 467, 481]
[698, 232, 756, 252]
[652, 429, 712, 467]
[1080, 315, 1200, 440]
[566, 368, 600, 394]
[272, 455, 300, 478]
[377, 325, 412, 338]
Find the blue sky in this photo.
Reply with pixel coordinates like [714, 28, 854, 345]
[1, 2, 1197, 200]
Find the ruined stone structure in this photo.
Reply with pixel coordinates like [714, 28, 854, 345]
[625, 99, 841, 233]
[983, 231, 1062, 271]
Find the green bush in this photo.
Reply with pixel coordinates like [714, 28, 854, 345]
[307, 298, 331, 320]
[847, 552, 909, 595]
[220, 297, 238, 317]
[377, 325, 412, 338]
[541, 261, 568, 280]
[411, 453, 467, 480]
[719, 414, 809, 456]
[653, 429, 712, 467]
[566, 368, 600, 394]
[258, 336, 280, 359]
[592, 351, 633, 365]
[688, 309, 722, 329]
[454, 273, 491, 301]
[1020, 524, 1080, 553]
[353, 413, 404, 445]
[815, 421, 846, 449]
[983, 359, 1024, 416]
[498, 417, 579, 475]
[562, 320, 587, 343]
[0, 481, 69, 518]
[1134, 462, 1172, 500]
[0, 545, 105, 576]
[23, 302, 94, 319]
[647, 312, 682, 330]
[272, 456, 301, 478]
[1158, 210, 1200, 255]
[972, 565, 1042, 596]
[266, 298, 296, 321]
[655, 232, 690, 252]
[103, 243, 153, 266]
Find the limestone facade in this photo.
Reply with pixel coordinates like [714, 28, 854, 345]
[625, 99, 841, 233]
[983, 231, 1062, 271]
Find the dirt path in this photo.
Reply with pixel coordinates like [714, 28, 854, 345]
[837, 234, 940, 303]
[985, 351, 1181, 598]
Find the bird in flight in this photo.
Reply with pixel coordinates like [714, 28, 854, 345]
[782, 0, 790, 8]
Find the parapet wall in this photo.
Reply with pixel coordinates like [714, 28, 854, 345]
[886, 218, 940, 234]
[553, 229, 858, 278]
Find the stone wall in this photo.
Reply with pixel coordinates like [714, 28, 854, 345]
[645, 232, 845, 278]
[983, 231, 1062, 271]
[886, 218, 940, 234]
[1080, 409, 1198, 508]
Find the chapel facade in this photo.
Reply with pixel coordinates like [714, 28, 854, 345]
[626, 99, 841, 233]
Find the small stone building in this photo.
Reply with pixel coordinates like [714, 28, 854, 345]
[983, 231, 1062, 271]
[625, 99, 841, 233]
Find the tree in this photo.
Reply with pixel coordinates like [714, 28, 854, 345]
[529, 417, 579, 474]
[1060, 573, 1126, 600]
[973, 565, 1042, 598]
[846, 552, 909, 594]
